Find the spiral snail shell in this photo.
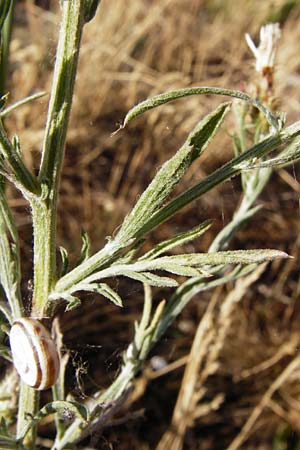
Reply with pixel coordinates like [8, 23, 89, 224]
[9, 318, 60, 390]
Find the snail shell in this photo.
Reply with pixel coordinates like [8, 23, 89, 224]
[9, 318, 60, 390]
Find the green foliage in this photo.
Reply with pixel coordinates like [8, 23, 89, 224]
[120, 86, 281, 131]
[116, 102, 231, 244]
[0, 417, 24, 449]
[0, 2, 299, 449]
[83, 0, 101, 22]
[0, 1, 11, 32]
[139, 220, 213, 261]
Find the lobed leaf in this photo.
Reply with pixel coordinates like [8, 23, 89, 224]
[18, 401, 89, 442]
[59, 246, 69, 278]
[53, 117, 300, 299]
[63, 294, 81, 312]
[0, 188, 22, 320]
[0, 417, 24, 449]
[135, 124, 300, 236]
[64, 249, 286, 296]
[77, 282, 123, 307]
[242, 139, 300, 169]
[76, 229, 91, 266]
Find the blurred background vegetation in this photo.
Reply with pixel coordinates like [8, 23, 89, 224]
[5, 0, 300, 448]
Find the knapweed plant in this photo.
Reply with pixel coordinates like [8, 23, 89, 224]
[0, 2, 299, 450]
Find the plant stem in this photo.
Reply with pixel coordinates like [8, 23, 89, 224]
[53, 360, 139, 450]
[0, 183, 23, 319]
[31, 0, 86, 316]
[53, 122, 300, 297]
[17, 383, 39, 449]
[18, 4, 87, 448]
[0, 0, 15, 97]
[53, 240, 123, 296]
[31, 200, 56, 317]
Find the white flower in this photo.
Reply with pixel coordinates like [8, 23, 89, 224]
[245, 23, 281, 73]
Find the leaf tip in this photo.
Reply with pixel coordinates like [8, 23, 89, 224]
[111, 122, 125, 137]
[273, 250, 291, 260]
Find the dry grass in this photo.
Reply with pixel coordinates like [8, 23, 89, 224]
[5, 0, 300, 448]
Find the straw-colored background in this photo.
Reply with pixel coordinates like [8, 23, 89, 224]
[6, 1, 300, 448]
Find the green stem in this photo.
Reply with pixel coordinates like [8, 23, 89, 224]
[53, 360, 139, 450]
[0, 186, 23, 319]
[136, 136, 280, 236]
[17, 383, 39, 449]
[53, 122, 300, 296]
[52, 384, 65, 440]
[31, 0, 86, 316]
[53, 267, 254, 449]
[54, 240, 122, 296]
[31, 200, 56, 317]
[0, 0, 15, 96]
[38, 1, 84, 188]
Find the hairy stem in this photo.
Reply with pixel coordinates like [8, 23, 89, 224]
[31, 0, 86, 316]
[18, 3, 87, 449]
[17, 383, 39, 449]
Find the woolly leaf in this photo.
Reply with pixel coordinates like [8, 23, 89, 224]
[64, 295, 81, 312]
[119, 86, 279, 131]
[0, 417, 23, 449]
[76, 229, 91, 266]
[242, 139, 300, 169]
[18, 401, 89, 442]
[78, 282, 123, 307]
[59, 246, 69, 277]
[143, 249, 289, 268]
[117, 102, 231, 243]
[140, 219, 212, 261]
[121, 271, 178, 287]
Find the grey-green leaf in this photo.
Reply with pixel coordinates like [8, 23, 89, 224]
[64, 294, 81, 312]
[136, 127, 296, 236]
[18, 401, 89, 442]
[59, 246, 69, 277]
[119, 86, 279, 131]
[116, 102, 231, 243]
[76, 229, 91, 266]
[0, 92, 47, 119]
[0, 417, 25, 449]
[79, 282, 123, 307]
[121, 271, 178, 287]
[147, 249, 289, 267]
[243, 139, 300, 169]
[140, 219, 212, 261]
